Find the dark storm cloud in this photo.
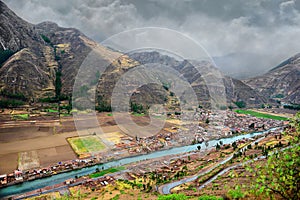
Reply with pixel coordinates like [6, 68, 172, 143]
[3, 0, 300, 77]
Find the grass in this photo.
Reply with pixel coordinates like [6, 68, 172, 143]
[89, 166, 125, 178]
[12, 114, 29, 120]
[46, 109, 58, 113]
[235, 109, 288, 121]
[132, 112, 146, 116]
[68, 136, 106, 155]
[158, 193, 189, 200]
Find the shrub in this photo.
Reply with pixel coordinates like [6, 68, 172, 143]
[0, 49, 14, 66]
[227, 186, 245, 199]
[0, 90, 27, 101]
[0, 99, 24, 108]
[40, 34, 51, 43]
[157, 193, 188, 200]
[198, 195, 223, 200]
[234, 101, 246, 108]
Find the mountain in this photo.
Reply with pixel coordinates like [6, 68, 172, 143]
[244, 53, 300, 104]
[0, 1, 272, 108]
[97, 51, 271, 109]
[0, 1, 42, 51]
[0, 0, 123, 101]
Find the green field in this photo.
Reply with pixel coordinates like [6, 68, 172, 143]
[89, 166, 126, 178]
[46, 109, 58, 113]
[132, 112, 146, 116]
[235, 109, 288, 121]
[68, 136, 106, 155]
[12, 114, 29, 120]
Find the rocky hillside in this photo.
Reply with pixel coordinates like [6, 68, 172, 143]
[96, 51, 272, 110]
[0, 0, 275, 109]
[245, 53, 300, 104]
[128, 51, 270, 108]
[0, 0, 122, 101]
[0, 1, 41, 52]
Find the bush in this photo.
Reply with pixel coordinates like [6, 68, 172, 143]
[284, 104, 300, 110]
[0, 99, 24, 108]
[227, 186, 245, 199]
[130, 102, 145, 114]
[158, 193, 188, 200]
[40, 34, 51, 43]
[234, 101, 246, 108]
[55, 71, 62, 98]
[96, 103, 112, 112]
[198, 195, 223, 200]
[0, 90, 27, 101]
[0, 49, 14, 66]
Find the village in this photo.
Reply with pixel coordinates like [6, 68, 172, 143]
[0, 108, 288, 194]
[6, 123, 289, 200]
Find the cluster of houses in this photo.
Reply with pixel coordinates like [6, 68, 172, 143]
[178, 110, 287, 144]
[0, 158, 100, 188]
[0, 109, 288, 189]
[82, 176, 115, 190]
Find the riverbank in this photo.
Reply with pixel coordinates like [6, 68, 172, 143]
[0, 127, 282, 198]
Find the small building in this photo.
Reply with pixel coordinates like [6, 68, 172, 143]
[14, 170, 23, 181]
[0, 174, 7, 185]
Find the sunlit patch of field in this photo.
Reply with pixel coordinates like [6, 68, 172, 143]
[26, 191, 61, 200]
[235, 109, 289, 121]
[12, 114, 29, 120]
[67, 136, 106, 157]
[18, 151, 40, 171]
[163, 127, 178, 133]
[101, 131, 123, 144]
[166, 119, 182, 125]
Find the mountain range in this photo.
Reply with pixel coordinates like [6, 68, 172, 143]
[0, 0, 299, 109]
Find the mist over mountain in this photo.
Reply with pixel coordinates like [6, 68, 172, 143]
[213, 52, 270, 79]
[245, 53, 300, 104]
[0, 0, 298, 109]
[3, 0, 300, 79]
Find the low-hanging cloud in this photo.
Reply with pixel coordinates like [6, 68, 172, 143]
[3, 0, 300, 78]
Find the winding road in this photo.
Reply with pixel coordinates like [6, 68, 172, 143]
[158, 136, 266, 194]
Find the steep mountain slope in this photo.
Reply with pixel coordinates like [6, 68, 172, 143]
[0, 1, 41, 51]
[0, 0, 274, 108]
[98, 51, 270, 109]
[245, 53, 300, 104]
[0, 1, 123, 101]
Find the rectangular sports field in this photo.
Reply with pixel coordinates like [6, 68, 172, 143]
[67, 136, 106, 157]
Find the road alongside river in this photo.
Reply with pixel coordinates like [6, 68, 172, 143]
[0, 128, 278, 198]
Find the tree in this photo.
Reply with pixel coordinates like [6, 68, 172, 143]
[232, 141, 237, 150]
[0, 49, 14, 66]
[55, 71, 62, 99]
[205, 118, 210, 124]
[248, 112, 300, 199]
[234, 101, 246, 108]
[158, 193, 188, 200]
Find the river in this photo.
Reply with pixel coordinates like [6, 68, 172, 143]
[0, 128, 278, 198]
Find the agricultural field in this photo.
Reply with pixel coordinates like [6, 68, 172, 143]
[18, 151, 40, 171]
[235, 109, 289, 121]
[67, 136, 107, 157]
[89, 166, 126, 178]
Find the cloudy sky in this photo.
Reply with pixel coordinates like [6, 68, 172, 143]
[3, 0, 300, 78]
